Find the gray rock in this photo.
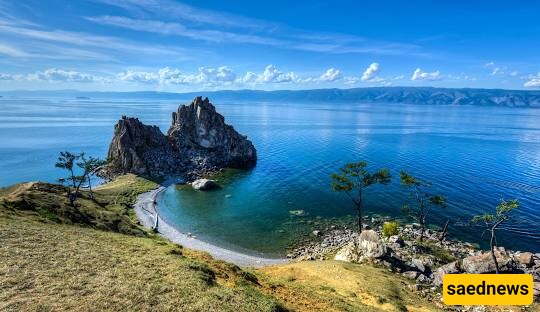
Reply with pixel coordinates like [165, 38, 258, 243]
[334, 241, 359, 262]
[358, 230, 387, 259]
[416, 274, 431, 284]
[104, 97, 256, 179]
[411, 258, 426, 273]
[334, 230, 386, 263]
[462, 249, 514, 274]
[402, 271, 420, 279]
[312, 230, 321, 236]
[515, 252, 534, 267]
[433, 261, 460, 286]
[192, 179, 219, 190]
[388, 235, 405, 247]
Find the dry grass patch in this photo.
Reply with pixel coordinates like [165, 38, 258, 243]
[258, 261, 439, 312]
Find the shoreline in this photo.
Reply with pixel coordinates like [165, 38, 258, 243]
[134, 185, 288, 268]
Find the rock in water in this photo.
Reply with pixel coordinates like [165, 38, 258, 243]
[104, 97, 257, 179]
[191, 179, 219, 191]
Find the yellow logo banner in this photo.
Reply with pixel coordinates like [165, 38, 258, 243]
[443, 274, 533, 305]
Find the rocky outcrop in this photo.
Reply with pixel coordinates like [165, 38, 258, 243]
[104, 97, 257, 179]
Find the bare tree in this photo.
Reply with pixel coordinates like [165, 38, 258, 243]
[331, 161, 391, 233]
[471, 199, 519, 274]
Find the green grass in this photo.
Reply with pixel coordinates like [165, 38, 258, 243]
[0, 214, 285, 312]
[0, 174, 158, 236]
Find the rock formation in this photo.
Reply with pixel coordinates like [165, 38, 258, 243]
[104, 97, 256, 179]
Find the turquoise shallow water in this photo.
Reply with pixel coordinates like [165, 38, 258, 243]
[1, 97, 539, 255]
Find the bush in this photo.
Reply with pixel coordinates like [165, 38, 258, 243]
[382, 221, 399, 238]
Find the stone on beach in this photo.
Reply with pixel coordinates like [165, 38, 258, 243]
[191, 178, 219, 190]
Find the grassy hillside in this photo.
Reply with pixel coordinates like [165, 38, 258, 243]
[0, 175, 469, 311]
[0, 176, 285, 311]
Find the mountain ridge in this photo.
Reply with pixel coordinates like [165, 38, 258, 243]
[2, 86, 540, 107]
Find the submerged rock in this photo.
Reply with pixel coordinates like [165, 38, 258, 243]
[103, 97, 257, 179]
[191, 179, 219, 191]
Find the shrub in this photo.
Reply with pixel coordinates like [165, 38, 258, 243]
[382, 221, 399, 238]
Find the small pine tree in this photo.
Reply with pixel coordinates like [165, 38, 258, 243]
[471, 199, 519, 274]
[400, 171, 446, 241]
[331, 161, 391, 233]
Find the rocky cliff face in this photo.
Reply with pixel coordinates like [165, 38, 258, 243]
[105, 97, 256, 179]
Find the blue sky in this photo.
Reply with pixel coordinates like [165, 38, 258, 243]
[1, 0, 540, 91]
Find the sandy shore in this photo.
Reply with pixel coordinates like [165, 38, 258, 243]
[134, 186, 287, 268]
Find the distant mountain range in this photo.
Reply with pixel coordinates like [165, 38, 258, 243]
[2, 87, 540, 107]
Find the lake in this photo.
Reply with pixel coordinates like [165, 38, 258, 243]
[1, 97, 539, 255]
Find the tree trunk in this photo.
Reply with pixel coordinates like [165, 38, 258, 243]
[419, 214, 425, 242]
[356, 210, 362, 234]
[439, 219, 449, 242]
[490, 227, 499, 274]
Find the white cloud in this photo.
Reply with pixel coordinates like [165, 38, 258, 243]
[117, 70, 159, 84]
[118, 66, 238, 86]
[344, 76, 360, 85]
[86, 16, 286, 46]
[28, 68, 96, 83]
[198, 66, 237, 83]
[0, 43, 31, 57]
[242, 72, 259, 83]
[484, 62, 495, 68]
[0, 73, 15, 80]
[491, 67, 501, 76]
[361, 62, 380, 81]
[524, 78, 540, 88]
[319, 68, 343, 82]
[411, 68, 441, 81]
[510, 71, 519, 77]
[256, 65, 298, 83]
[524, 73, 540, 88]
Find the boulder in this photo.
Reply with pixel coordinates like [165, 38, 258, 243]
[334, 241, 359, 262]
[191, 179, 219, 190]
[402, 271, 420, 280]
[334, 230, 386, 263]
[104, 97, 257, 179]
[416, 274, 431, 284]
[462, 249, 514, 274]
[515, 252, 534, 267]
[433, 261, 461, 286]
[534, 282, 540, 299]
[388, 235, 405, 248]
[410, 258, 427, 274]
[358, 230, 387, 259]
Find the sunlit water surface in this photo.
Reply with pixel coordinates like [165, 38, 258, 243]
[1, 97, 539, 255]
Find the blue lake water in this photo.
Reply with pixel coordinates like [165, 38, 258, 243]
[1, 97, 539, 255]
